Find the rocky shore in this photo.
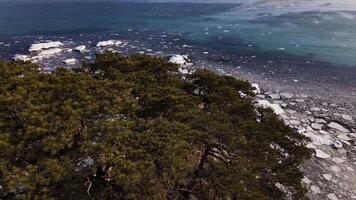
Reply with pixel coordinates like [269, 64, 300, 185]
[7, 39, 356, 200]
[254, 89, 355, 200]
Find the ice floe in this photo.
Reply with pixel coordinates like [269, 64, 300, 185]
[29, 41, 63, 52]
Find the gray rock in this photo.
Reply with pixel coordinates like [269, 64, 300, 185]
[332, 157, 345, 164]
[328, 122, 350, 133]
[289, 120, 301, 126]
[307, 116, 315, 122]
[311, 123, 323, 130]
[280, 93, 293, 99]
[315, 149, 330, 159]
[323, 174, 333, 181]
[341, 114, 353, 121]
[311, 107, 321, 112]
[327, 193, 338, 200]
[337, 134, 352, 141]
[310, 185, 321, 194]
[269, 93, 281, 99]
[315, 118, 327, 124]
[256, 94, 265, 99]
[330, 165, 341, 172]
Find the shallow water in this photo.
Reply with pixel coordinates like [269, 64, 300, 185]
[1, 0, 356, 68]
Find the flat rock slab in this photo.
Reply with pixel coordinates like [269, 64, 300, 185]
[315, 149, 331, 159]
[327, 122, 350, 133]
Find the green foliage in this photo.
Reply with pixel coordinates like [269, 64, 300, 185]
[0, 53, 311, 200]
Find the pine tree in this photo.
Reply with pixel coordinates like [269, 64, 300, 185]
[0, 53, 311, 200]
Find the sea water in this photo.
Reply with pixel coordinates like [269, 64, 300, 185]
[1, 0, 356, 68]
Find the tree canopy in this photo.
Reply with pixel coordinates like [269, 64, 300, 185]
[0, 53, 311, 200]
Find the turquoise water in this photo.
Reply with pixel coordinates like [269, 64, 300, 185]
[1, 0, 356, 67]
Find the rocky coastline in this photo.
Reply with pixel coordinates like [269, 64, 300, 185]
[8, 39, 356, 200]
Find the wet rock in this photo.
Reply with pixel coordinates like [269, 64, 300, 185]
[328, 122, 350, 133]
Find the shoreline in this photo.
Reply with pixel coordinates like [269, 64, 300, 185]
[1, 33, 355, 199]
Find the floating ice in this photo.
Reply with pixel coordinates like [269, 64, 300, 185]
[29, 41, 63, 52]
[96, 40, 122, 47]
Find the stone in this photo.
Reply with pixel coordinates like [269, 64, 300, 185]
[328, 122, 350, 133]
[307, 116, 315, 122]
[280, 93, 293, 99]
[332, 157, 345, 164]
[315, 149, 330, 159]
[289, 120, 301, 126]
[323, 174, 332, 181]
[330, 165, 341, 172]
[310, 107, 321, 112]
[256, 94, 265, 99]
[310, 185, 321, 194]
[315, 118, 327, 124]
[327, 193, 338, 200]
[341, 114, 353, 121]
[302, 177, 311, 184]
[311, 123, 323, 130]
[269, 93, 280, 99]
[337, 134, 352, 141]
